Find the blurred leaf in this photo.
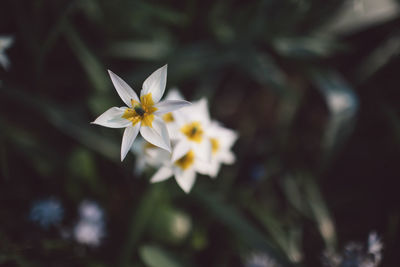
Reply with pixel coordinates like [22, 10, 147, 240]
[281, 175, 308, 217]
[272, 36, 345, 58]
[119, 185, 165, 267]
[0, 117, 56, 176]
[0, 86, 120, 160]
[249, 202, 304, 263]
[303, 175, 337, 251]
[108, 40, 172, 61]
[356, 34, 400, 83]
[68, 148, 97, 180]
[237, 49, 288, 92]
[37, 0, 78, 76]
[280, 173, 336, 252]
[139, 245, 183, 267]
[78, 0, 104, 23]
[319, 0, 400, 35]
[63, 21, 108, 93]
[193, 188, 294, 267]
[310, 69, 358, 164]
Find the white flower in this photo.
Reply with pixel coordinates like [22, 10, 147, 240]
[73, 200, 105, 247]
[206, 121, 238, 178]
[171, 98, 212, 164]
[150, 148, 209, 193]
[91, 65, 191, 161]
[0, 36, 14, 70]
[73, 220, 105, 247]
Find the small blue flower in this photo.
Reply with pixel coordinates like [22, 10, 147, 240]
[29, 198, 64, 229]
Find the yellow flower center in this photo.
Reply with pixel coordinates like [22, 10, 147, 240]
[180, 121, 203, 143]
[210, 138, 219, 155]
[174, 150, 195, 170]
[122, 93, 157, 127]
[163, 112, 174, 123]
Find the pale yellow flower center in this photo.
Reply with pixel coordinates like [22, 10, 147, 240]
[122, 93, 157, 127]
[180, 121, 203, 143]
[174, 150, 195, 170]
[210, 138, 219, 155]
[163, 112, 174, 123]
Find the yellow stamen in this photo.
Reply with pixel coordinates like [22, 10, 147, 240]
[121, 93, 157, 127]
[174, 150, 195, 170]
[210, 138, 219, 155]
[180, 121, 203, 143]
[163, 112, 174, 123]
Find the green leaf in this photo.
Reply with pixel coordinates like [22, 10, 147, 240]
[139, 245, 183, 267]
[119, 185, 166, 267]
[193, 189, 294, 267]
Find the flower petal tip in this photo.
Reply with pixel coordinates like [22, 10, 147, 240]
[182, 188, 191, 194]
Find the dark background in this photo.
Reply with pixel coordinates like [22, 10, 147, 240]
[1, 0, 400, 266]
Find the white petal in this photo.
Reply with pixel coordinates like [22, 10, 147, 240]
[150, 166, 173, 183]
[141, 64, 167, 103]
[194, 160, 212, 176]
[171, 140, 191, 162]
[175, 170, 196, 193]
[220, 151, 235, 164]
[170, 109, 188, 127]
[145, 147, 171, 167]
[121, 124, 141, 161]
[165, 121, 180, 140]
[185, 98, 211, 124]
[154, 100, 191, 115]
[140, 116, 171, 152]
[194, 139, 212, 162]
[204, 160, 221, 178]
[210, 164, 221, 178]
[91, 107, 131, 128]
[108, 70, 139, 107]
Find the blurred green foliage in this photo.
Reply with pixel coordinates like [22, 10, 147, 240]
[1, 0, 400, 266]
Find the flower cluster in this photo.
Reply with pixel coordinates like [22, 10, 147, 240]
[93, 65, 237, 193]
[133, 89, 238, 193]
